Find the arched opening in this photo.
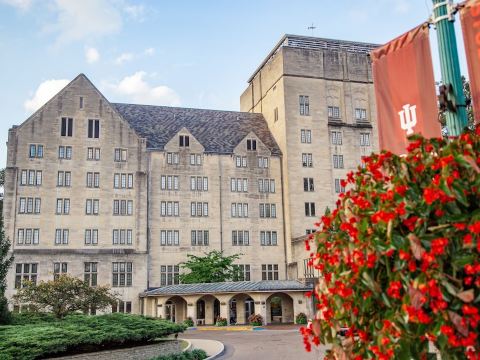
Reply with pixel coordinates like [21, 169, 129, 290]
[196, 295, 220, 325]
[228, 293, 255, 325]
[162, 296, 187, 324]
[266, 293, 294, 324]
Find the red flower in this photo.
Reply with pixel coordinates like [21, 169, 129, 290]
[387, 281, 402, 299]
[469, 221, 480, 234]
[423, 188, 440, 205]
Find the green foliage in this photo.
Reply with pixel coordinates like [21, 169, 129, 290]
[0, 313, 186, 360]
[215, 316, 227, 326]
[150, 349, 208, 360]
[13, 274, 117, 318]
[179, 251, 241, 284]
[295, 312, 308, 325]
[248, 314, 263, 326]
[183, 317, 194, 327]
[9, 311, 58, 325]
[0, 195, 13, 325]
[302, 126, 480, 358]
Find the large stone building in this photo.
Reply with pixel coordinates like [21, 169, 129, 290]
[3, 34, 378, 325]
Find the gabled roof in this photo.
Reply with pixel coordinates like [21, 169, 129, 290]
[142, 280, 311, 297]
[112, 103, 282, 155]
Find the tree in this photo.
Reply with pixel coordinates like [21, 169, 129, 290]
[0, 193, 13, 324]
[13, 274, 117, 318]
[179, 251, 241, 284]
[439, 76, 475, 131]
[301, 126, 480, 359]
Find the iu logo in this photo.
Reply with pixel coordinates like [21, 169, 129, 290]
[398, 104, 417, 135]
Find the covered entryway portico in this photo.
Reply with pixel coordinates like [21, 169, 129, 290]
[140, 280, 311, 326]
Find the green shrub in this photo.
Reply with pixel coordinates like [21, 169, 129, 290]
[215, 316, 227, 326]
[150, 349, 208, 360]
[248, 313, 263, 326]
[0, 313, 186, 360]
[10, 311, 58, 325]
[295, 312, 307, 325]
[183, 317, 194, 327]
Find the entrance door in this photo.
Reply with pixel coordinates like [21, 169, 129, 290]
[165, 301, 176, 323]
[245, 298, 255, 321]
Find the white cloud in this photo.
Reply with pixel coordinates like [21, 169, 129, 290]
[115, 52, 134, 65]
[106, 71, 180, 106]
[0, 0, 32, 10]
[47, 0, 122, 44]
[24, 79, 70, 113]
[144, 47, 155, 56]
[124, 4, 145, 21]
[85, 47, 100, 64]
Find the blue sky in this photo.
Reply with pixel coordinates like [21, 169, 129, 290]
[0, 0, 469, 167]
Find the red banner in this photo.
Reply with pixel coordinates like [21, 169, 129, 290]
[371, 25, 441, 155]
[460, 0, 480, 123]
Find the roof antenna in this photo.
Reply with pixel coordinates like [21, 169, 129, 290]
[308, 23, 316, 36]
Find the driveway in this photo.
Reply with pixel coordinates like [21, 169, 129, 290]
[180, 326, 327, 360]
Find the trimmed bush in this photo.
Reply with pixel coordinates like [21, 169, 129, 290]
[0, 313, 186, 360]
[215, 316, 227, 326]
[183, 317, 194, 327]
[9, 311, 58, 325]
[150, 349, 208, 360]
[295, 312, 308, 325]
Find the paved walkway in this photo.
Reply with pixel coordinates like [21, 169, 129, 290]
[186, 339, 224, 359]
[180, 327, 326, 360]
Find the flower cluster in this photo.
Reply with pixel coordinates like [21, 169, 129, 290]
[301, 126, 480, 359]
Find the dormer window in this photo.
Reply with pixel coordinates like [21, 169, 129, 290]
[179, 135, 190, 147]
[246, 139, 256, 151]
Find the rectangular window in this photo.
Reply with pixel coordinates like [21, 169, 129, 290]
[231, 203, 249, 218]
[161, 175, 179, 190]
[259, 203, 277, 218]
[191, 230, 209, 246]
[29, 144, 43, 158]
[54, 229, 69, 245]
[331, 131, 343, 145]
[303, 178, 315, 192]
[360, 133, 371, 146]
[21, 170, 42, 186]
[300, 129, 312, 144]
[61, 117, 73, 137]
[258, 179, 275, 193]
[84, 229, 98, 245]
[166, 152, 179, 165]
[113, 200, 133, 216]
[231, 178, 248, 192]
[160, 230, 180, 246]
[112, 262, 132, 287]
[86, 199, 100, 215]
[190, 202, 208, 217]
[57, 171, 71, 187]
[261, 264, 279, 281]
[189, 153, 202, 166]
[305, 202, 316, 217]
[302, 153, 313, 168]
[234, 156, 247, 168]
[114, 173, 134, 189]
[112, 300, 132, 313]
[160, 265, 179, 286]
[328, 106, 341, 119]
[233, 264, 251, 281]
[58, 146, 72, 159]
[86, 172, 100, 188]
[190, 176, 208, 191]
[232, 230, 250, 246]
[56, 198, 70, 215]
[257, 157, 269, 169]
[16, 229, 39, 245]
[84, 262, 97, 286]
[160, 201, 179, 217]
[18, 197, 41, 214]
[53, 262, 68, 280]
[334, 179, 346, 194]
[333, 154, 344, 169]
[274, 107, 278, 122]
[88, 119, 100, 138]
[179, 135, 190, 147]
[15, 263, 38, 288]
[112, 229, 133, 245]
[246, 139, 257, 151]
[87, 147, 100, 160]
[355, 108, 367, 121]
[114, 148, 128, 162]
[260, 231, 278, 246]
[299, 95, 310, 116]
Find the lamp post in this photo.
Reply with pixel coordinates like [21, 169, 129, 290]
[432, 0, 468, 136]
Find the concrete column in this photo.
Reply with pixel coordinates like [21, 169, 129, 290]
[236, 299, 246, 324]
[205, 298, 214, 325]
[183, 295, 200, 325]
[251, 293, 269, 325]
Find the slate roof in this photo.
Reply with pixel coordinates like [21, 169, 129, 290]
[112, 103, 282, 156]
[142, 280, 311, 297]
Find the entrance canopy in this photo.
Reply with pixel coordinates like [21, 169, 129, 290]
[140, 280, 312, 326]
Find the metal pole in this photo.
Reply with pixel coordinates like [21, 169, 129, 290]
[432, 0, 468, 136]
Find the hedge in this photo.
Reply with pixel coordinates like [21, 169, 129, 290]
[150, 349, 208, 360]
[0, 313, 186, 360]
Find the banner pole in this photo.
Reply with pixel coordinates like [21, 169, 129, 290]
[432, 0, 468, 136]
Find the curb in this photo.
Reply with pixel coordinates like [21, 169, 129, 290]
[182, 339, 192, 352]
[205, 340, 225, 360]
